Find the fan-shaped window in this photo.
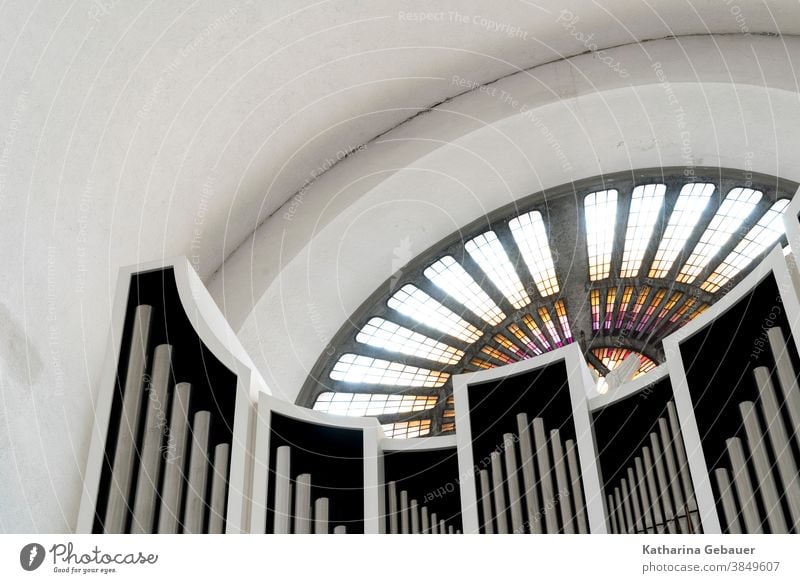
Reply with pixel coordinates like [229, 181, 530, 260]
[302, 170, 792, 437]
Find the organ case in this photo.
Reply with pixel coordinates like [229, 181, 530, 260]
[665, 246, 800, 534]
[76, 259, 264, 534]
[452, 343, 605, 534]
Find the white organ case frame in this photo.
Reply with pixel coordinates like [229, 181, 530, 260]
[663, 245, 800, 534]
[452, 343, 606, 534]
[380, 435, 459, 532]
[76, 257, 267, 534]
[250, 392, 384, 533]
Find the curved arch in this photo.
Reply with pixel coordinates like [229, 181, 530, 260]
[218, 35, 800, 408]
[212, 34, 800, 327]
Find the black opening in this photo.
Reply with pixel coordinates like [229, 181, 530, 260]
[94, 267, 237, 533]
[592, 379, 674, 491]
[265, 412, 365, 533]
[383, 447, 462, 531]
[680, 272, 800, 532]
[466, 359, 584, 532]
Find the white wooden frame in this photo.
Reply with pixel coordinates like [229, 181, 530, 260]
[662, 245, 800, 534]
[452, 343, 606, 534]
[250, 392, 383, 533]
[77, 257, 267, 534]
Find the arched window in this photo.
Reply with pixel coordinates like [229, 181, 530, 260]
[298, 169, 792, 437]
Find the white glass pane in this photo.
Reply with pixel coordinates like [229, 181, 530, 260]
[465, 231, 531, 309]
[387, 284, 482, 343]
[314, 392, 438, 417]
[330, 354, 449, 388]
[382, 420, 431, 439]
[509, 211, 560, 296]
[676, 187, 762, 284]
[584, 190, 618, 280]
[701, 199, 789, 293]
[424, 256, 506, 325]
[356, 317, 464, 365]
[621, 184, 666, 277]
[649, 183, 715, 278]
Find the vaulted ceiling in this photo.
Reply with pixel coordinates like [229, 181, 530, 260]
[4, 0, 800, 532]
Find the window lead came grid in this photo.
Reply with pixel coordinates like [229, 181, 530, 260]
[330, 354, 449, 388]
[676, 187, 762, 284]
[387, 284, 483, 343]
[636, 290, 667, 332]
[615, 286, 635, 329]
[382, 420, 432, 439]
[585, 190, 618, 281]
[481, 345, 515, 364]
[518, 316, 550, 352]
[701, 198, 789, 293]
[648, 291, 683, 333]
[627, 287, 651, 330]
[509, 210, 560, 297]
[604, 288, 617, 330]
[538, 306, 563, 347]
[590, 289, 601, 331]
[669, 297, 697, 323]
[314, 392, 438, 417]
[620, 184, 667, 278]
[591, 348, 657, 380]
[554, 299, 573, 344]
[494, 333, 526, 358]
[470, 358, 495, 370]
[465, 231, 531, 309]
[649, 183, 716, 278]
[507, 322, 543, 355]
[424, 256, 506, 325]
[356, 317, 464, 365]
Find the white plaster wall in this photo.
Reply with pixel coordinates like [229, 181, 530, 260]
[2, 0, 800, 533]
